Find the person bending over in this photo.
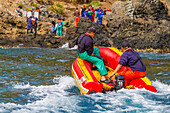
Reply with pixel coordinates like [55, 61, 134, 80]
[109, 41, 146, 85]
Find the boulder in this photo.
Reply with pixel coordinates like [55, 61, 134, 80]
[65, 17, 112, 48]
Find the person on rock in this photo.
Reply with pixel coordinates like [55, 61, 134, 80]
[35, 7, 41, 20]
[32, 17, 38, 37]
[51, 23, 56, 34]
[36, 7, 41, 14]
[109, 41, 146, 85]
[56, 18, 63, 36]
[26, 16, 33, 34]
[90, 5, 95, 22]
[84, 8, 89, 18]
[95, 7, 103, 24]
[77, 27, 109, 83]
[74, 8, 80, 27]
[51, 18, 56, 27]
[80, 5, 86, 17]
[87, 8, 93, 21]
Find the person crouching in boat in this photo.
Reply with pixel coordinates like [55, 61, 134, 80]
[109, 41, 146, 85]
[77, 27, 109, 83]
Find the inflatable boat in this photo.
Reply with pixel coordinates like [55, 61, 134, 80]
[72, 47, 157, 94]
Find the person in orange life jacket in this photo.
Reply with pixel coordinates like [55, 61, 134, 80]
[32, 17, 38, 37]
[56, 18, 63, 36]
[103, 8, 111, 15]
[77, 27, 109, 83]
[80, 5, 86, 17]
[74, 8, 80, 27]
[36, 7, 41, 13]
[109, 41, 146, 85]
[26, 16, 33, 34]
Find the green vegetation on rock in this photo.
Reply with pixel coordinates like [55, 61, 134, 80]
[32, 3, 38, 9]
[49, 2, 65, 14]
[36, 0, 53, 5]
[91, 1, 100, 8]
[17, 3, 24, 7]
[25, 7, 32, 11]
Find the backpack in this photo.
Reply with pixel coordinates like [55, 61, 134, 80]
[81, 8, 86, 14]
[32, 20, 35, 26]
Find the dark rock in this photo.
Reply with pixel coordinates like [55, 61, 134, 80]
[65, 17, 111, 48]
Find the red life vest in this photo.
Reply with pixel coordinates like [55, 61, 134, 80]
[32, 19, 36, 26]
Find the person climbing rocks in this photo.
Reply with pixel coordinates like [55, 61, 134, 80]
[95, 7, 103, 24]
[56, 18, 63, 36]
[109, 41, 147, 85]
[32, 17, 37, 37]
[77, 27, 109, 83]
[80, 5, 86, 17]
[26, 16, 33, 34]
[74, 8, 80, 27]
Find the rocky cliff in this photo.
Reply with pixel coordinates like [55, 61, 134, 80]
[66, 0, 170, 53]
[0, 0, 169, 52]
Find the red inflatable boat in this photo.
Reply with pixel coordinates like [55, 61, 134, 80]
[71, 47, 157, 94]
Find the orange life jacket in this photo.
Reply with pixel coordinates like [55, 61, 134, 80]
[36, 9, 41, 13]
[32, 19, 36, 26]
[58, 20, 62, 25]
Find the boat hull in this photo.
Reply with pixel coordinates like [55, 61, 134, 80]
[72, 47, 157, 94]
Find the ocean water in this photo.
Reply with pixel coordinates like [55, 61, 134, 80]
[0, 45, 169, 113]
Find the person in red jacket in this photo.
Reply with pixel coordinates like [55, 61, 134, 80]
[90, 5, 95, 22]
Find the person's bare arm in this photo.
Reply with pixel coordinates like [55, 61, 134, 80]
[109, 64, 123, 78]
[80, 9, 82, 16]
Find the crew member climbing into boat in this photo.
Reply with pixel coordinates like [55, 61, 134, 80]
[109, 41, 146, 85]
[77, 27, 109, 83]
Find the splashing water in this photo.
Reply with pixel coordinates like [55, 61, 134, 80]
[0, 48, 169, 112]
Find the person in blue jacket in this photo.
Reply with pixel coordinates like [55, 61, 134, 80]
[95, 7, 103, 24]
[84, 8, 89, 18]
[26, 17, 33, 34]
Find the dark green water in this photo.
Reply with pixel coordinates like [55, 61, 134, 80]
[0, 47, 169, 112]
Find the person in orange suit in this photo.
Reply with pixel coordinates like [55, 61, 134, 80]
[74, 8, 80, 27]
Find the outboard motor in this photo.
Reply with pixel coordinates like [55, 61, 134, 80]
[114, 74, 125, 91]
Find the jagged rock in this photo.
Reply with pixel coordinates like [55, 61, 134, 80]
[65, 17, 112, 48]
[133, 0, 169, 20]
